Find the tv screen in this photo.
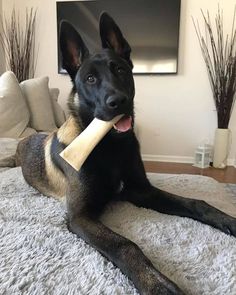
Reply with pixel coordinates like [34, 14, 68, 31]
[57, 0, 181, 74]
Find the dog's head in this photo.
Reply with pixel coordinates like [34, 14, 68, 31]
[60, 12, 135, 133]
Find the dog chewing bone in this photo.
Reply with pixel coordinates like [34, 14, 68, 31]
[60, 114, 124, 171]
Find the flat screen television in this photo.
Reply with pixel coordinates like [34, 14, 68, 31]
[56, 0, 181, 74]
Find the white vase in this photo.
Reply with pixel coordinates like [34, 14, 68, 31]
[213, 128, 230, 169]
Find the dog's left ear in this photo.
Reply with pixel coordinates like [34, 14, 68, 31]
[99, 12, 133, 68]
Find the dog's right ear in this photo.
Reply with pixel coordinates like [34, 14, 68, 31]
[99, 12, 133, 68]
[60, 21, 89, 79]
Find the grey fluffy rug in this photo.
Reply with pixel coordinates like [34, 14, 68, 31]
[0, 167, 236, 295]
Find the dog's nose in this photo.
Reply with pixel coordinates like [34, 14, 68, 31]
[106, 95, 128, 110]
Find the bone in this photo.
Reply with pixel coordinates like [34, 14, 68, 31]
[59, 114, 123, 171]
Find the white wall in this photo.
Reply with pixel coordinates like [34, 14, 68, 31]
[2, 0, 236, 164]
[0, 0, 5, 74]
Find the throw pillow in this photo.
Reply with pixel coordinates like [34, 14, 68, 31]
[20, 77, 57, 132]
[49, 88, 66, 128]
[0, 71, 30, 138]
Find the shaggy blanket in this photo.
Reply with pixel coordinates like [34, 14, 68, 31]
[0, 167, 236, 295]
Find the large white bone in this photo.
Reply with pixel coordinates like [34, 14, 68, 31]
[59, 114, 123, 171]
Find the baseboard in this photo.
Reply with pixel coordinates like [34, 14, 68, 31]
[142, 154, 194, 163]
[142, 154, 236, 166]
[227, 158, 236, 166]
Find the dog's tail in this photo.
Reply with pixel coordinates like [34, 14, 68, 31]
[0, 155, 17, 168]
[0, 139, 25, 168]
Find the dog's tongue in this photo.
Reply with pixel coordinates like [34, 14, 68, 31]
[114, 116, 132, 132]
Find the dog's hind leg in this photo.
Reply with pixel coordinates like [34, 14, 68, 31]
[66, 173, 185, 295]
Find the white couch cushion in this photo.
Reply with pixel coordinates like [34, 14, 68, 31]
[20, 127, 37, 138]
[49, 88, 66, 128]
[20, 77, 57, 132]
[0, 72, 30, 138]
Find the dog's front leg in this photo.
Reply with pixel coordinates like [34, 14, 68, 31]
[121, 146, 236, 237]
[66, 176, 185, 295]
[121, 185, 236, 237]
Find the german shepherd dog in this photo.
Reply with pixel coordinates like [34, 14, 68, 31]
[16, 13, 236, 295]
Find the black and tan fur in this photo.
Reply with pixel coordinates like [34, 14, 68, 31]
[16, 13, 236, 295]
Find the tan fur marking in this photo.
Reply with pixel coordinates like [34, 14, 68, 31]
[57, 116, 81, 146]
[44, 133, 67, 200]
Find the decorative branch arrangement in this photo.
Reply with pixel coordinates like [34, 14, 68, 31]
[192, 7, 236, 129]
[0, 8, 37, 82]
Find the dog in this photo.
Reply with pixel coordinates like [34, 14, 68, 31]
[16, 12, 236, 295]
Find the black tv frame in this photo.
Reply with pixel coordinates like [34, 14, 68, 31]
[56, 0, 181, 75]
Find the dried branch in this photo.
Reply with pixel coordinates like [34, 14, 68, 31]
[0, 8, 37, 82]
[192, 7, 236, 128]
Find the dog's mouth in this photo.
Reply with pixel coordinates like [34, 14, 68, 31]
[113, 116, 132, 133]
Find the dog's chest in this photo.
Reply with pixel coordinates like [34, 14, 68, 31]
[109, 164, 124, 193]
[85, 139, 127, 192]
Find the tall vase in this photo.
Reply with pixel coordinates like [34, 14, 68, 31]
[213, 128, 230, 169]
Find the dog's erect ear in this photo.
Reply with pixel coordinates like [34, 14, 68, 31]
[60, 21, 89, 79]
[99, 12, 133, 68]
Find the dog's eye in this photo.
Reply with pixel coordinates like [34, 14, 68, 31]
[116, 66, 125, 74]
[86, 74, 96, 84]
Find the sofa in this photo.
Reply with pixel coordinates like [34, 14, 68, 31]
[0, 71, 66, 169]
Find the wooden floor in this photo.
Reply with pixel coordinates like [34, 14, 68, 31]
[144, 162, 236, 184]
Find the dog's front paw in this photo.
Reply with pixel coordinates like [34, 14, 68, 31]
[218, 217, 236, 237]
[141, 276, 185, 295]
[154, 282, 185, 295]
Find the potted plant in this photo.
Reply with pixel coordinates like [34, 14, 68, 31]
[0, 8, 37, 82]
[193, 7, 236, 168]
